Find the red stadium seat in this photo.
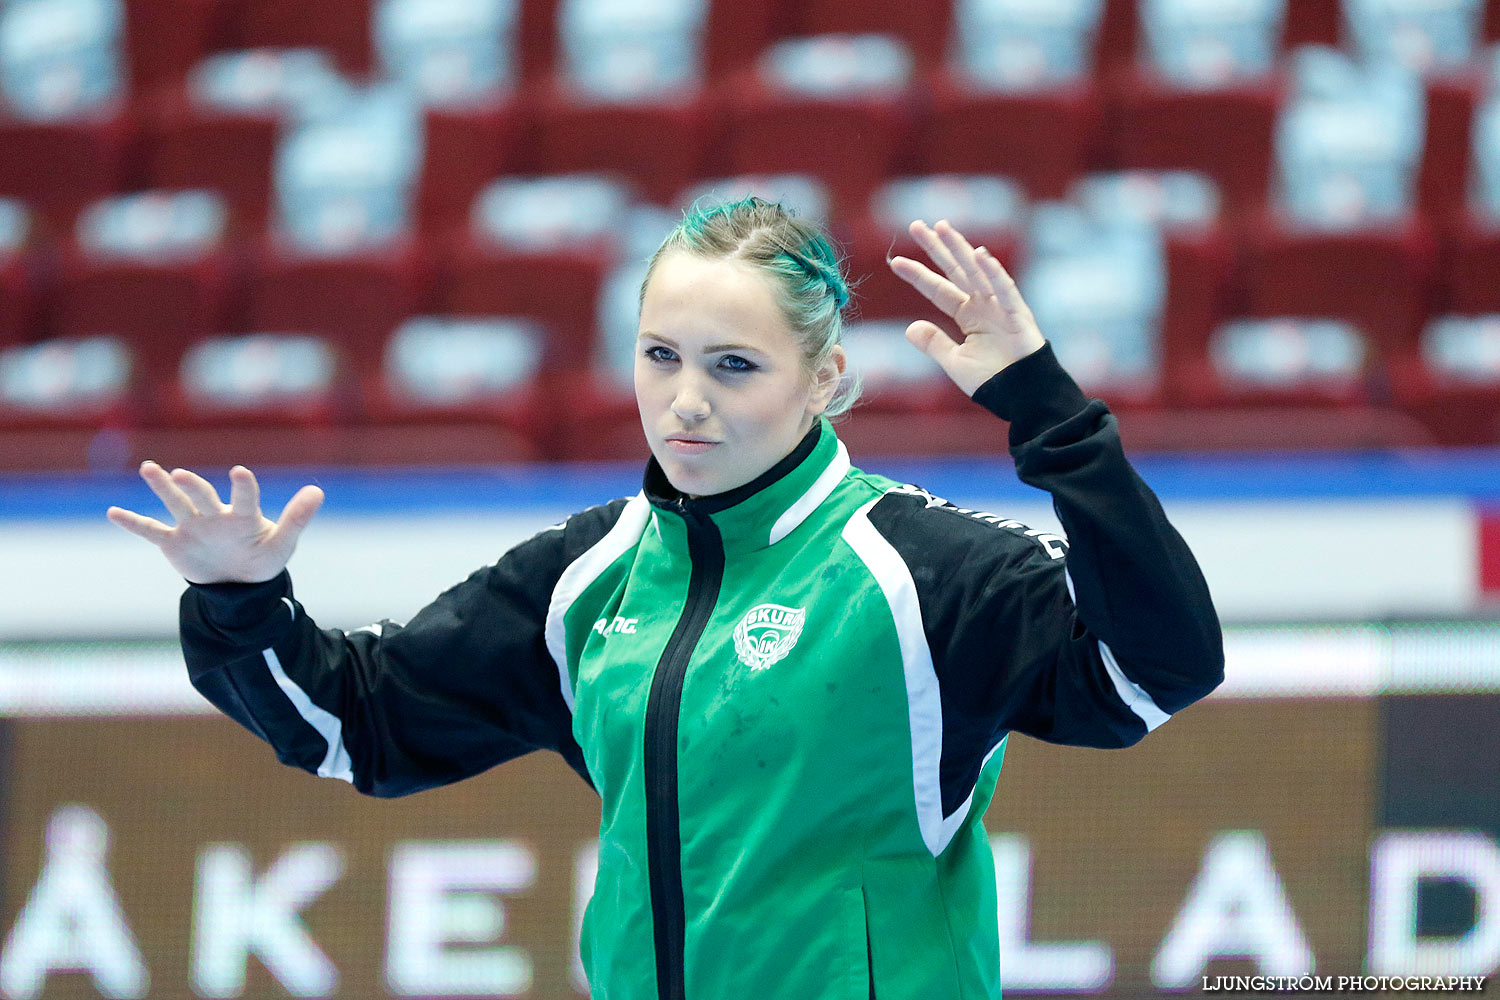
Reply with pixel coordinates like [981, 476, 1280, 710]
[1100, 68, 1285, 218]
[1417, 230, 1500, 445]
[1282, 0, 1342, 49]
[0, 250, 40, 349]
[154, 333, 356, 438]
[358, 392, 550, 461]
[788, 0, 953, 72]
[0, 335, 141, 446]
[835, 406, 1005, 457]
[517, 0, 562, 84]
[703, 0, 784, 79]
[537, 0, 735, 201]
[1390, 351, 1500, 447]
[416, 103, 527, 235]
[243, 238, 430, 378]
[520, 0, 782, 95]
[1120, 402, 1434, 449]
[0, 116, 135, 238]
[217, 0, 376, 75]
[1158, 309, 1438, 450]
[121, 0, 217, 97]
[363, 323, 550, 462]
[143, 331, 383, 466]
[1418, 70, 1487, 227]
[435, 235, 609, 371]
[530, 87, 710, 206]
[53, 242, 239, 390]
[1173, 325, 1374, 411]
[1439, 216, 1500, 314]
[1094, 0, 1141, 76]
[714, 74, 916, 220]
[552, 371, 651, 462]
[139, 96, 279, 236]
[917, 72, 1102, 203]
[1158, 227, 1238, 406]
[1234, 210, 1440, 363]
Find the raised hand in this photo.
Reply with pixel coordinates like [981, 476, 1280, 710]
[106, 462, 325, 585]
[888, 219, 1048, 396]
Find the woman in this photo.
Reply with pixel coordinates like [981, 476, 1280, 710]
[107, 198, 1223, 1000]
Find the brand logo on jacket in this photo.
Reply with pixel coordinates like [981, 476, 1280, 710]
[592, 616, 638, 636]
[733, 604, 806, 671]
[890, 483, 1067, 560]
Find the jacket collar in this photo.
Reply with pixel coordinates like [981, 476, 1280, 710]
[642, 417, 850, 553]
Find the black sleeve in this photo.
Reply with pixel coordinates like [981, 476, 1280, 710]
[179, 500, 630, 797]
[867, 344, 1224, 813]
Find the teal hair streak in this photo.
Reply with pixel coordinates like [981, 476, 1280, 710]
[675, 196, 850, 311]
[781, 237, 851, 310]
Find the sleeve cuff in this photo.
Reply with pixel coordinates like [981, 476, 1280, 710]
[969, 342, 1091, 447]
[188, 570, 293, 630]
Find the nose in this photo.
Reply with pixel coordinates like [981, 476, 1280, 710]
[670, 372, 711, 423]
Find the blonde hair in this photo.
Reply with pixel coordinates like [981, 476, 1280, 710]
[640, 196, 862, 419]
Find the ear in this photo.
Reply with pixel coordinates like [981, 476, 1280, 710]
[806, 345, 847, 417]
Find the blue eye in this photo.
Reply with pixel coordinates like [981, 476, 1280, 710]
[644, 346, 677, 363]
[719, 355, 757, 373]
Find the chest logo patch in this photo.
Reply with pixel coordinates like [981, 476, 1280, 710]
[733, 604, 806, 671]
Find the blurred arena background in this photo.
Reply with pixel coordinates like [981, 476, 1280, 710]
[2, 0, 1500, 996]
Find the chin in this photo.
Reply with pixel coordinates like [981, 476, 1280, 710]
[667, 459, 748, 498]
[659, 457, 712, 495]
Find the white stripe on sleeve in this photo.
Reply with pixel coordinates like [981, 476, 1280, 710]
[1067, 566, 1172, 731]
[261, 647, 354, 783]
[1099, 640, 1171, 731]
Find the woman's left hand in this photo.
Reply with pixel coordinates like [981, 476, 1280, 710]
[888, 219, 1047, 396]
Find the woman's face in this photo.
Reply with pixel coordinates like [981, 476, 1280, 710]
[636, 251, 844, 498]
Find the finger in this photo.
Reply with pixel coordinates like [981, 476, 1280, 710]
[968, 246, 1000, 301]
[974, 247, 1024, 309]
[139, 461, 199, 523]
[905, 319, 963, 369]
[106, 506, 173, 545]
[266, 485, 325, 549]
[889, 255, 967, 317]
[933, 220, 989, 294]
[908, 219, 965, 282]
[171, 467, 227, 514]
[228, 466, 261, 518]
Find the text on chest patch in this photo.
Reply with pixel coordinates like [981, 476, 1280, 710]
[733, 604, 806, 671]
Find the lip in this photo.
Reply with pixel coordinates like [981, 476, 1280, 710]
[665, 436, 719, 454]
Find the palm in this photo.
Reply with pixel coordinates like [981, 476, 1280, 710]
[888, 219, 1047, 395]
[953, 289, 1003, 341]
[107, 463, 324, 585]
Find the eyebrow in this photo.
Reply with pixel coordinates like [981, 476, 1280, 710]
[639, 332, 763, 355]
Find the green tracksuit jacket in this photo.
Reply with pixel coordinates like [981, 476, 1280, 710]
[180, 344, 1225, 999]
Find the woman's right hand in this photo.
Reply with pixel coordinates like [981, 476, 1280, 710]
[106, 462, 325, 585]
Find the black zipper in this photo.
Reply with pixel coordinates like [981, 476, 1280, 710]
[643, 504, 724, 1000]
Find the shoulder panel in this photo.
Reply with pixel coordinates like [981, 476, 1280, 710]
[546, 494, 652, 710]
[559, 496, 637, 562]
[867, 482, 1068, 568]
